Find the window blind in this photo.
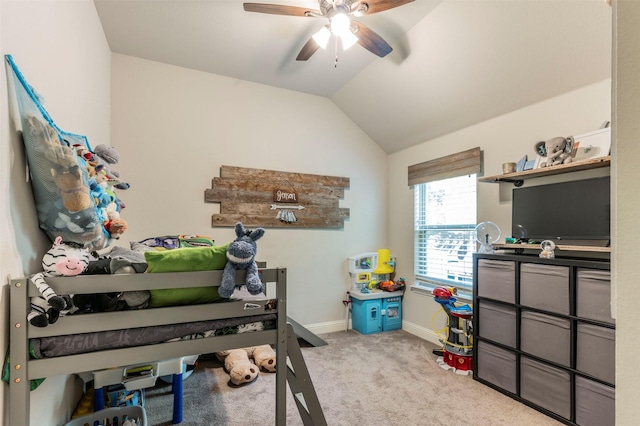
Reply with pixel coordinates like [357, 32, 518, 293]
[414, 174, 477, 291]
[408, 147, 481, 186]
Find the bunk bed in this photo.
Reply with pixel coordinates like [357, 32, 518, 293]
[8, 268, 327, 425]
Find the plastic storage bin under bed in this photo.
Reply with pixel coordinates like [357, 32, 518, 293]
[64, 405, 146, 426]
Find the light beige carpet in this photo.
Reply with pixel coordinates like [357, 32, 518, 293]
[144, 330, 563, 425]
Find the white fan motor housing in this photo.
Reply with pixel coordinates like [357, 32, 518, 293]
[476, 221, 501, 254]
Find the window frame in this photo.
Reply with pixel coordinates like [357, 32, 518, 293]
[407, 148, 481, 302]
[413, 174, 477, 300]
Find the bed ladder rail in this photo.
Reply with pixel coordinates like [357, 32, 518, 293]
[286, 323, 327, 426]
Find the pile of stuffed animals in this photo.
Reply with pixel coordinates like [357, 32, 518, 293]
[71, 141, 130, 240]
[25, 115, 130, 250]
[27, 237, 148, 327]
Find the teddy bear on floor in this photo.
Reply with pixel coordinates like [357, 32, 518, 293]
[249, 344, 277, 373]
[219, 222, 265, 298]
[220, 348, 260, 386]
[216, 344, 276, 386]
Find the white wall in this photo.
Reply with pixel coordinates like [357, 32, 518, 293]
[0, 1, 111, 424]
[612, 0, 640, 423]
[110, 54, 389, 328]
[388, 80, 611, 342]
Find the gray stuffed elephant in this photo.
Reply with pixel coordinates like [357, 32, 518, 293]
[538, 136, 574, 167]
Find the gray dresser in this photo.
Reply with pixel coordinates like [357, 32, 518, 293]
[473, 253, 614, 426]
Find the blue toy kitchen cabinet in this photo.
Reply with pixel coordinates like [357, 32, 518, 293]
[350, 291, 403, 335]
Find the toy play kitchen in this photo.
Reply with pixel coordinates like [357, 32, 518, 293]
[347, 250, 404, 335]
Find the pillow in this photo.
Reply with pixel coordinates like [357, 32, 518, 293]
[144, 243, 228, 272]
[144, 244, 229, 307]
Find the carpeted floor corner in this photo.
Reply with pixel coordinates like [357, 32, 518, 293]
[143, 330, 563, 425]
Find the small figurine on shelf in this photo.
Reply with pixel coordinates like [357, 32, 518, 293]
[539, 240, 556, 259]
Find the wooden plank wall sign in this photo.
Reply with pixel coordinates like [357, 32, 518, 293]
[204, 166, 350, 229]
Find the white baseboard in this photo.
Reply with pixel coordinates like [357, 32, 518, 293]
[302, 320, 350, 335]
[298, 319, 441, 347]
[400, 320, 441, 346]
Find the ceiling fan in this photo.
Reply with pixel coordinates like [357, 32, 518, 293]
[243, 0, 415, 61]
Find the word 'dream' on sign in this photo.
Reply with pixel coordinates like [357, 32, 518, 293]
[274, 189, 298, 203]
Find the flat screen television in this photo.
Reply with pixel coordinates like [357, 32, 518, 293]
[511, 176, 610, 244]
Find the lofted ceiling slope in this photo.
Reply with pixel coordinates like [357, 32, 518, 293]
[94, 0, 612, 154]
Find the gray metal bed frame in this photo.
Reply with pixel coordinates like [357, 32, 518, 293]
[8, 268, 327, 425]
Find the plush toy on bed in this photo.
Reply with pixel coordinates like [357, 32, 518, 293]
[28, 236, 90, 327]
[219, 222, 265, 298]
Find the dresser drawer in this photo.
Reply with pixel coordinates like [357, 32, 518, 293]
[520, 263, 569, 314]
[477, 259, 515, 303]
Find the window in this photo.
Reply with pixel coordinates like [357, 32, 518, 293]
[408, 147, 481, 299]
[414, 174, 477, 294]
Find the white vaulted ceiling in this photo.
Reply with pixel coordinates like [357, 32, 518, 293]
[94, 0, 612, 153]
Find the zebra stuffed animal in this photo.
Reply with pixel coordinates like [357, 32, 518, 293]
[28, 236, 90, 327]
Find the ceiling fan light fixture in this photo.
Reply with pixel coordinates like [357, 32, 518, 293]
[340, 30, 358, 50]
[244, 0, 409, 61]
[312, 26, 331, 49]
[330, 12, 351, 37]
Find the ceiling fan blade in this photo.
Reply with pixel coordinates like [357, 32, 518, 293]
[352, 21, 392, 57]
[296, 37, 321, 61]
[352, 0, 415, 15]
[243, 3, 321, 17]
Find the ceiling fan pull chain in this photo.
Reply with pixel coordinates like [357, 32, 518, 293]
[334, 36, 339, 68]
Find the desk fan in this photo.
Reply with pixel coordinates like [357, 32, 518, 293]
[475, 222, 501, 254]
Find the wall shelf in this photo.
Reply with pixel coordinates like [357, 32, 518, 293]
[479, 156, 610, 186]
[493, 243, 610, 253]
